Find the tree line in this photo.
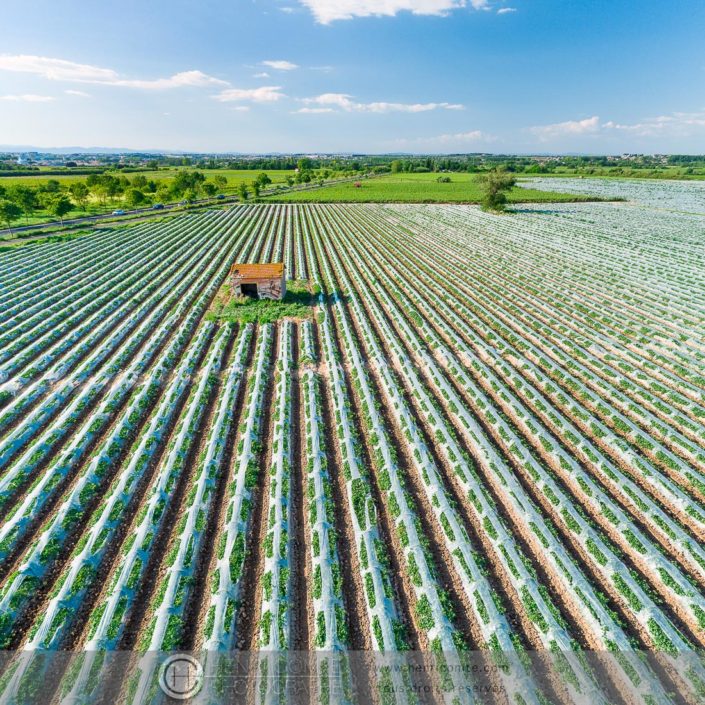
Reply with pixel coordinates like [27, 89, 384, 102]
[0, 171, 230, 232]
[0, 162, 362, 232]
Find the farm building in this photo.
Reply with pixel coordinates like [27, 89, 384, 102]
[230, 262, 286, 300]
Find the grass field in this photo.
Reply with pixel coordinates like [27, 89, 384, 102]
[265, 171, 609, 203]
[206, 279, 314, 324]
[526, 166, 705, 180]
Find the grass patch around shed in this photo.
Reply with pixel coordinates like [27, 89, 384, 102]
[207, 278, 316, 324]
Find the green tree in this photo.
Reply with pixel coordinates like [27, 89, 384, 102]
[8, 185, 38, 223]
[125, 188, 147, 208]
[90, 174, 122, 204]
[477, 169, 517, 212]
[183, 188, 199, 203]
[172, 170, 205, 198]
[213, 174, 227, 189]
[237, 183, 249, 202]
[47, 195, 73, 224]
[0, 199, 22, 233]
[202, 182, 217, 198]
[91, 183, 108, 205]
[286, 176, 295, 187]
[251, 182, 261, 198]
[107, 181, 123, 203]
[255, 172, 272, 188]
[68, 182, 90, 211]
[155, 185, 171, 203]
[391, 160, 402, 173]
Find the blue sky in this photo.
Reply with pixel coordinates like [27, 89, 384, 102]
[0, 0, 703, 153]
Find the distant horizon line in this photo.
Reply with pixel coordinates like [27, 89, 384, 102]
[1, 145, 697, 158]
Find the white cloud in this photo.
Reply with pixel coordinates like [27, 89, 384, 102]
[497, 7, 516, 13]
[64, 89, 90, 97]
[428, 129, 493, 143]
[393, 129, 496, 147]
[603, 112, 705, 137]
[0, 94, 55, 102]
[365, 101, 462, 112]
[214, 86, 286, 102]
[527, 111, 705, 143]
[280, 6, 296, 13]
[0, 55, 118, 82]
[116, 70, 228, 89]
[231, 106, 251, 112]
[253, 72, 271, 78]
[262, 60, 299, 71]
[302, 92, 464, 112]
[302, 93, 352, 108]
[0, 55, 227, 89]
[294, 107, 335, 114]
[528, 115, 601, 140]
[297, 0, 487, 24]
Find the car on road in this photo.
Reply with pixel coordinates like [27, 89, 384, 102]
[112, 210, 126, 216]
[216, 194, 226, 200]
[152, 203, 165, 210]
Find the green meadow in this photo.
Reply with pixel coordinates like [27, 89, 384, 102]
[265, 172, 608, 204]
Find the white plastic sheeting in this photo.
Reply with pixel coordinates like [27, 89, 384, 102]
[322, 204, 679, 703]
[347, 203, 703, 700]
[0, 222, 241, 568]
[205, 324, 273, 651]
[255, 322, 293, 705]
[307, 207, 472, 705]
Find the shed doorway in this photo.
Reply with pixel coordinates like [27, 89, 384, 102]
[241, 283, 259, 298]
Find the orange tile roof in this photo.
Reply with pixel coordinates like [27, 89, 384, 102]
[231, 262, 285, 280]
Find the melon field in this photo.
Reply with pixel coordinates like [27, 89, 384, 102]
[0, 194, 704, 704]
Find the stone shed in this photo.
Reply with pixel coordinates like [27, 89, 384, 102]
[230, 262, 286, 300]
